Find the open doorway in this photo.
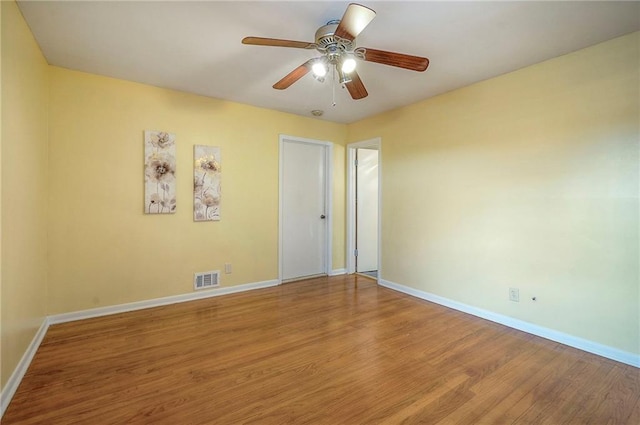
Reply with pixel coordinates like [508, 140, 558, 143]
[346, 138, 381, 279]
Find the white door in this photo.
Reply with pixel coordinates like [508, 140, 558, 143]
[280, 137, 331, 281]
[356, 148, 379, 272]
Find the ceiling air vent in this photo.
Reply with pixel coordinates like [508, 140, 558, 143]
[194, 270, 220, 290]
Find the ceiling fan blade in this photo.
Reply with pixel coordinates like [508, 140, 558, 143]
[273, 60, 313, 90]
[345, 70, 368, 100]
[362, 47, 429, 72]
[334, 3, 376, 41]
[242, 36, 314, 49]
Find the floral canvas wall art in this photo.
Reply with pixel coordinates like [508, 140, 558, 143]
[194, 145, 221, 221]
[144, 130, 176, 214]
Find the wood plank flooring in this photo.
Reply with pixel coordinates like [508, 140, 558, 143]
[4, 275, 639, 424]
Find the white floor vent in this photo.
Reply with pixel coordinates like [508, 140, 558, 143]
[194, 270, 220, 290]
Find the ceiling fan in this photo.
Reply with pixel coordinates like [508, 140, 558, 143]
[242, 3, 429, 100]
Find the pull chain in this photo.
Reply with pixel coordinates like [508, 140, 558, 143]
[332, 65, 336, 107]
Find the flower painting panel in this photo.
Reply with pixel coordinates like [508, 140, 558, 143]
[194, 145, 221, 221]
[144, 130, 176, 214]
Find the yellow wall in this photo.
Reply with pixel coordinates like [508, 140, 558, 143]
[0, 0, 3, 390]
[2, 0, 637, 395]
[1, 0, 50, 389]
[0, 0, 3, 393]
[47, 67, 346, 314]
[348, 32, 639, 355]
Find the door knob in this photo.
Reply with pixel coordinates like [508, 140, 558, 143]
[320, 215, 326, 219]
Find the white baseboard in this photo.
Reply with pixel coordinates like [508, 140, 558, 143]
[49, 279, 279, 325]
[379, 279, 640, 368]
[1, 317, 50, 418]
[1, 278, 280, 419]
[330, 268, 347, 276]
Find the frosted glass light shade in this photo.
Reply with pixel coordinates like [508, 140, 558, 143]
[341, 58, 357, 74]
[312, 62, 327, 77]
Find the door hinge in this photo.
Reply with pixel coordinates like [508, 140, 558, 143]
[354, 249, 358, 257]
[354, 159, 358, 167]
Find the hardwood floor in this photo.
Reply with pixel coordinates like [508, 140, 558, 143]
[4, 275, 639, 424]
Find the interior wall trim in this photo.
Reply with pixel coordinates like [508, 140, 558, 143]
[1, 318, 50, 418]
[379, 279, 639, 368]
[48, 279, 279, 325]
[0, 278, 280, 418]
[330, 268, 347, 276]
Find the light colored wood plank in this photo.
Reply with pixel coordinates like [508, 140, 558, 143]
[3, 275, 639, 424]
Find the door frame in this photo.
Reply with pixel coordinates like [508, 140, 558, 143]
[346, 137, 381, 276]
[278, 134, 333, 283]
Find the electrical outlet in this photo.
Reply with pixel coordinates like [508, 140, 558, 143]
[224, 263, 232, 274]
[509, 287, 520, 302]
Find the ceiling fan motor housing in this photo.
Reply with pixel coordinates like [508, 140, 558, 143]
[315, 21, 355, 59]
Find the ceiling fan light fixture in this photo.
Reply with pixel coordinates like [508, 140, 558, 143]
[338, 68, 352, 85]
[242, 2, 429, 101]
[312, 61, 328, 77]
[341, 57, 357, 74]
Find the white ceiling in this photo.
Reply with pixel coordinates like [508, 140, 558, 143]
[17, 1, 640, 124]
